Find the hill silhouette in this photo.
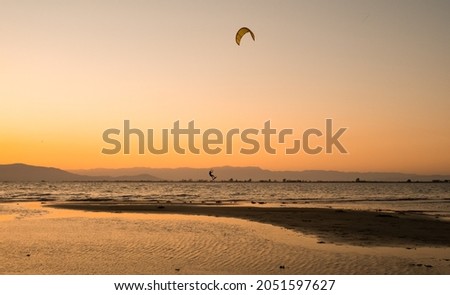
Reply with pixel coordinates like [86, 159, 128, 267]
[0, 164, 159, 181]
[1, 163, 448, 182]
[72, 166, 450, 182]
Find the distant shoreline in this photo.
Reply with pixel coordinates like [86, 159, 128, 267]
[2, 163, 449, 182]
[2, 180, 450, 183]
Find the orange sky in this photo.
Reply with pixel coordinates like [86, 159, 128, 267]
[1, 1, 449, 174]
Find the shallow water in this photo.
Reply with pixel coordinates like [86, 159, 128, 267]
[1, 182, 449, 218]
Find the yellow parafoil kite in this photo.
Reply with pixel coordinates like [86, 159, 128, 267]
[235, 27, 255, 45]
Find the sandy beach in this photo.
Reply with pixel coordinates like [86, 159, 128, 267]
[0, 201, 449, 274]
[50, 201, 450, 247]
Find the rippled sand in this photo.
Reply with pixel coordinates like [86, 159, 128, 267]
[0, 202, 449, 274]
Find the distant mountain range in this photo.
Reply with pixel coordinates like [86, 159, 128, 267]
[1, 163, 448, 182]
[0, 164, 450, 181]
[0, 164, 159, 182]
[71, 166, 450, 182]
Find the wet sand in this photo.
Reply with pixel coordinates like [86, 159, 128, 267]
[0, 202, 449, 274]
[49, 201, 450, 247]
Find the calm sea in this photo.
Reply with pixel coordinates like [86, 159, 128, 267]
[1, 182, 449, 219]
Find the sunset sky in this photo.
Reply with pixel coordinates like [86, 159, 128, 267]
[1, 0, 449, 174]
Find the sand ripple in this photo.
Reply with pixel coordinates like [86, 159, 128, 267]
[0, 203, 448, 274]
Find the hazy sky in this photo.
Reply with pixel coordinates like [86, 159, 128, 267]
[1, 0, 449, 173]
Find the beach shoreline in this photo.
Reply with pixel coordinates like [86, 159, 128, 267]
[47, 201, 450, 248]
[1, 202, 449, 274]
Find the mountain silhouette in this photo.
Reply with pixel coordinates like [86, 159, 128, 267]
[0, 164, 159, 181]
[1, 163, 448, 182]
[71, 166, 450, 182]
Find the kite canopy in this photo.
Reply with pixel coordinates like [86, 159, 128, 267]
[235, 27, 255, 45]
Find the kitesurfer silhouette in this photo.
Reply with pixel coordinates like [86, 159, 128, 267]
[209, 170, 217, 181]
